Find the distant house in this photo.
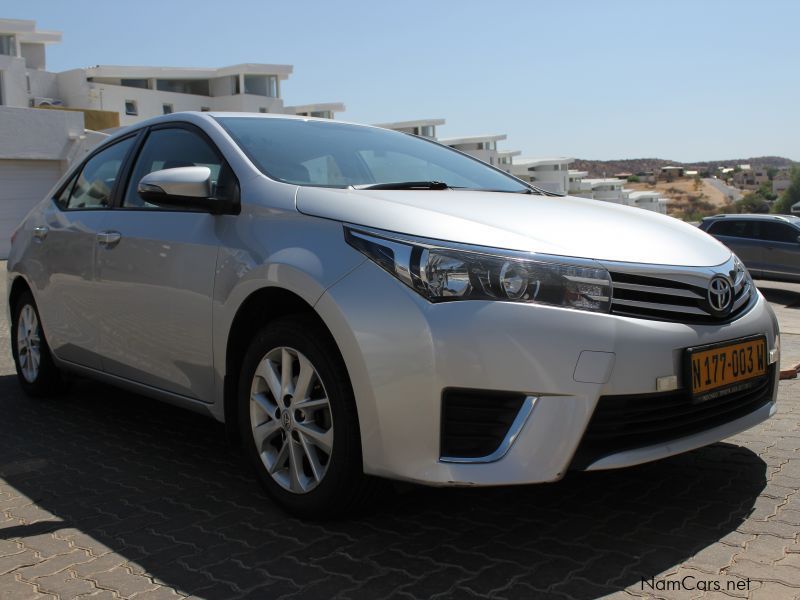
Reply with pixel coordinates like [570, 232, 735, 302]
[657, 165, 684, 180]
[287, 103, 346, 120]
[510, 157, 574, 194]
[439, 134, 512, 170]
[792, 201, 800, 215]
[568, 170, 592, 197]
[733, 167, 770, 190]
[627, 190, 668, 214]
[373, 118, 445, 139]
[773, 168, 792, 194]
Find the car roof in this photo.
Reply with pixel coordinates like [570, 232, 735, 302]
[702, 213, 800, 224]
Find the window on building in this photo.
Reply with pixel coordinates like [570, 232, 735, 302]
[420, 126, 435, 138]
[125, 100, 138, 116]
[25, 74, 31, 93]
[0, 35, 15, 56]
[120, 79, 150, 89]
[200, 106, 210, 112]
[162, 103, 173, 114]
[156, 79, 210, 96]
[259, 107, 268, 113]
[243, 74, 279, 97]
[310, 110, 333, 119]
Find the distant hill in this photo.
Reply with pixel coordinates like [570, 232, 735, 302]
[572, 156, 796, 178]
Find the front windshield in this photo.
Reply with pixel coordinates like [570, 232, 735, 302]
[216, 117, 529, 193]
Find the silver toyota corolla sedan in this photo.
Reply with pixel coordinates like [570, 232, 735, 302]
[7, 113, 781, 517]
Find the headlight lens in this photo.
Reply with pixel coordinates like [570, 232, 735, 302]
[345, 227, 612, 312]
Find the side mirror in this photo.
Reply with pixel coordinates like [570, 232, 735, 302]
[137, 167, 235, 214]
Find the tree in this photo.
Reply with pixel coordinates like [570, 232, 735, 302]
[736, 194, 770, 213]
[626, 175, 640, 183]
[756, 182, 777, 201]
[772, 166, 800, 214]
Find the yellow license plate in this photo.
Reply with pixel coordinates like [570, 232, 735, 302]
[687, 336, 767, 398]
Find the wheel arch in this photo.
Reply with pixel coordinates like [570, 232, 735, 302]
[222, 285, 352, 445]
[8, 275, 33, 314]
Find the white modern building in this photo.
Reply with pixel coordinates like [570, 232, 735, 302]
[287, 102, 346, 119]
[0, 18, 61, 107]
[567, 169, 592, 197]
[374, 118, 445, 139]
[582, 178, 628, 203]
[0, 18, 345, 126]
[0, 17, 347, 257]
[439, 134, 512, 171]
[510, 157, 574, 194]
[627, 190, 668, 214]
[497, 150, 521, 170]
[56, 64, 296, 126]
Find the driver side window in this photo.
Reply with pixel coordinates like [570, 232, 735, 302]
[123, 127, 234, 209]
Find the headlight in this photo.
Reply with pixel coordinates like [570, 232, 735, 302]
[345, 227, 612, 312]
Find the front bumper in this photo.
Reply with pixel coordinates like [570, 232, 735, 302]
[316, 260, 780, 486]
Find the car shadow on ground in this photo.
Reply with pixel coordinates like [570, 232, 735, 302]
[0, 375, 767, 599]
[755, 282, 800, 309]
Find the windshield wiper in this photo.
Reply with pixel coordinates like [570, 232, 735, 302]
[352, 181, 450, 191]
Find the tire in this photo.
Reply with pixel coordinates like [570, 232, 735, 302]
[11, 290, 66, 397]
[238, 314, 380, 518]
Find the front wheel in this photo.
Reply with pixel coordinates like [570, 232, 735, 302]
[238, 315, 380, 518]
[11, 290, 65, 396]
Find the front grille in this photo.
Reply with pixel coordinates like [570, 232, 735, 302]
[440, 389, 526, 459]
[609, 267, 753, 324]
[570, 366, 774, 470]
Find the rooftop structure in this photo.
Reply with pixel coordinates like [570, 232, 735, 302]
[510, 157, 574, 194]
[373, 118, 445, 139]
[285, 102, 346, 120]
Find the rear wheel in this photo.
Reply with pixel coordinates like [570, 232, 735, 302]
[238, 315, 379, 518]
[11, 290, 65, 396]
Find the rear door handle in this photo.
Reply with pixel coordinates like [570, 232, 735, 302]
[97, 230, 122, 249]
[32, 226, 48, 242]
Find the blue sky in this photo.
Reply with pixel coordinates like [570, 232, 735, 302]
[8, 0, 800, 161]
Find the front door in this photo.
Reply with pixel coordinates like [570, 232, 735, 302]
[95, 124, 237, 402]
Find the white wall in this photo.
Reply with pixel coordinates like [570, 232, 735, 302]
[0, 105, 84, 161]
[0, 54, 31, 107]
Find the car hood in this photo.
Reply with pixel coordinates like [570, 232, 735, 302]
[296, 187, 732, 267]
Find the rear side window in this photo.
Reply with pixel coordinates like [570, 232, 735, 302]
[60, 137, 135, 210]
[707, 220, 757, 239]
[123, 127, 235, 209]
[759, 222, 800, 243]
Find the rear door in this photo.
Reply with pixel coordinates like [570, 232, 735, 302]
[94, 124, 236, 401]
[757, 221, 800, 281]
[26, 136, 138, 370]
[705, 219, 764, 276]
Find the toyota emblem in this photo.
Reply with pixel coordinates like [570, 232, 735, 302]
[708, 276, 733, 313]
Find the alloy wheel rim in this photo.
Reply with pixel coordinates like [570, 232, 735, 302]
[250, 346, 334, 494]
[17, 304, 41, 383]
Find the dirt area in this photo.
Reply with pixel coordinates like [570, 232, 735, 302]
[627, 178, 731, 219]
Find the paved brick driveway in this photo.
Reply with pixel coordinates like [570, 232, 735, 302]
[1, 268, 799, 600]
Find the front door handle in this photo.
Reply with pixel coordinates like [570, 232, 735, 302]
[97, 230, 122, 249]
[32, 226, 49, 242]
